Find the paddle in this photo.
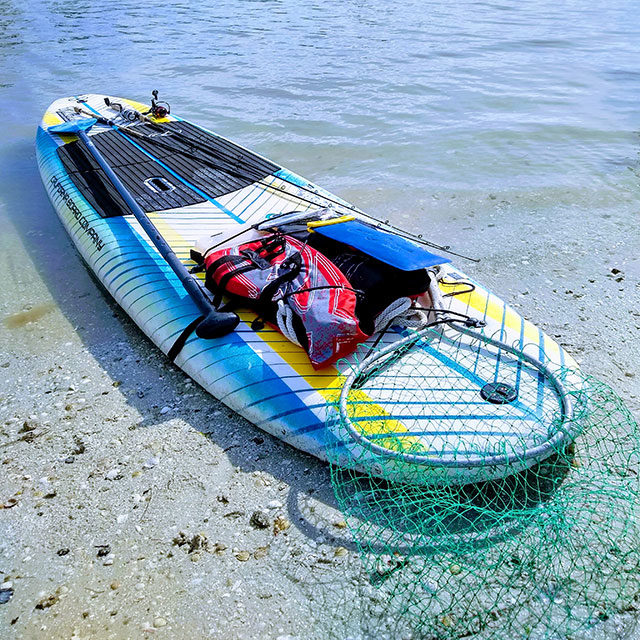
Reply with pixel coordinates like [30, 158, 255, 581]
[48, 118, 239, 340]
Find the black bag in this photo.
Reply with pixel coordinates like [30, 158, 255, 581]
[304, 233, 430, 335]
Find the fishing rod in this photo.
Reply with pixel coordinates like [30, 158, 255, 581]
[87, 98, 480, 263]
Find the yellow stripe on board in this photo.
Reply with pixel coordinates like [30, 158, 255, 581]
[340, 388, 431, 455]
[441, 279, 562, 362]
[145, 211, 188, 253]
[43, 111, 76, 144]
[43, 112, 64, 126]
[261, 334, 421, 453]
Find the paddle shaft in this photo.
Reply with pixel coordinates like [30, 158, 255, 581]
[76, 129, 215, 319]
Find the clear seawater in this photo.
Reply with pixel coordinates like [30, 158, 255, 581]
[0, 0, 638, 343]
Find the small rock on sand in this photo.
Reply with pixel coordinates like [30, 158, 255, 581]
[0, 588, 14, 604]
[250, 510, 270, 529]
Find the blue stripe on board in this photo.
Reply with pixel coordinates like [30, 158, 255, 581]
[365, 428, 533, 439]
[274, 168, 309, 187]
[262, 402, 326, 423]
[536, 328, 546, 417]
[320, 399, 494, 407]
[243, 399, 334, 436]
[422, 342, 487, 387]
[218, 181, 265, 221]
[221, 171, 286, 219]
[320, 430, 352, 457]
[108, 264, 172, 295]
[293, 420, 332, 436]
[236, 178, 279, 221]
[100, 254, 156, 280]
[245, 389, 320, 410]
[116, 130, 244, 223]
[419, 340, 540, 421]
[349, 386, 480, 393]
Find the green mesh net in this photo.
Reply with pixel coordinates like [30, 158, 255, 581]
[325, 325, 640, 639]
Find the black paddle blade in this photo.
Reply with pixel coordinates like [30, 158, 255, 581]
[195, 311, 240, 339]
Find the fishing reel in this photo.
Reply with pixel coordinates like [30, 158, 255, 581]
[150, 89, 171, 119]
[104, 97, 139, 122]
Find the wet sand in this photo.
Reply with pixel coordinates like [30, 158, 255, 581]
[1, 158, 639, 640]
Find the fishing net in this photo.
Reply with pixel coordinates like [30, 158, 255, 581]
[325, 324, 640, 639]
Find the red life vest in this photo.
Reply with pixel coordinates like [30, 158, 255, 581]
[203, 234, 369, 368]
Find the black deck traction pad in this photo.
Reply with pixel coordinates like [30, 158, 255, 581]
[56, 121, 280, 217]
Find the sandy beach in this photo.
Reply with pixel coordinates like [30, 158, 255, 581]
[1, 162, 638, 639]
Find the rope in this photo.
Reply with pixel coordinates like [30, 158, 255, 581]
[275, 300, 302, 347]
[370, 268, 451, 334]
[373, 297, 412, 334]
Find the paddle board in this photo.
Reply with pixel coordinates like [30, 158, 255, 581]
[36, 94, 581, 484]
